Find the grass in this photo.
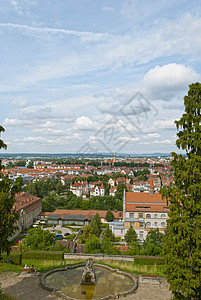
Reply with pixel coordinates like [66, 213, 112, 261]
[0, 258, 165, 276]
[0, 294, 17, 300]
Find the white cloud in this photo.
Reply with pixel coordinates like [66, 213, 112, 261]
[154, 119, 175, 129]
[154, 139, 172, 144]
[33, 128, 64, 136]
[147, 133, 160, 138]
[143, 63, 200, 100]
[73, 116, 99, 131]
[118, 136, 140, 142]
[3, 118, 33, 126]
[11, 96, 27, 108]
[0, 23, 109, 42]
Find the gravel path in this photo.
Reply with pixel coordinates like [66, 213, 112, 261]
[0, 272, 172, 300]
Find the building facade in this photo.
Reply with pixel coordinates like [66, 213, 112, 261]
[110, 190, 169, 242]
[10, 192, 42, 240]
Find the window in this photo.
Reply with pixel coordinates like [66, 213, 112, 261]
[146, 222, 151, 228]
[136, 206, 150, 209]
[119, 212, 122, 217]
[139, 212, 143, 218]
[154, 214, 158, 218]
[161, 222, 166, 228]
[130, 213, 134, 218]
[139, 233, 143, 238]
[139, 222, 143, 227]
[154, 222, 158, 227]
[161, 214, 166, 219]
[146, 214, 151, 219]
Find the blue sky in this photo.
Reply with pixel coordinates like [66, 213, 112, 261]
[0, 0, 200, 154]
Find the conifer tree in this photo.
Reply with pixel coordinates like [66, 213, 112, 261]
[160, 82, 201, 299]
[124, 225, 138, 245]
[0, 126, 19, 256]
[90, 213, 102, 237]
[105, 209, 114, 222]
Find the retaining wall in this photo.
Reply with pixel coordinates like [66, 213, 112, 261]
[64, 253, 134, 262]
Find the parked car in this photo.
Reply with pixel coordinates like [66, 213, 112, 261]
[55, 234, 63, 239]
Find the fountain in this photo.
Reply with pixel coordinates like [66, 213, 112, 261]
[42, 259, 138, 300]
[81, 259, 96, 286]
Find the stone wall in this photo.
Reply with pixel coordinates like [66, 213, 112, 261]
[64, 253, 134, 262]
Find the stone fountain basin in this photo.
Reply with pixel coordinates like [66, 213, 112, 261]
[41, 263, 138, 300]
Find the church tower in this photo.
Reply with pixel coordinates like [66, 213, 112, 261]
[113, 154, 116, 164]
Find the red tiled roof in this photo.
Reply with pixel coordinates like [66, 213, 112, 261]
[126, 192, 169, 213]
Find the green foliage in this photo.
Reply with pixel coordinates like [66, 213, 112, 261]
[134, 255, 165, 265]
[160, 83, 201, 299]
[115, 183, 128, 200]
[105, 209, 114, 222]
[24, 178, 61, 198]
[14, 176, 24, 191]
[124, 241, 141, 256]
[22, 226, 56, 250]
[101, 237, 121, 255]
[0, 129, 20, 256]
[22, 250, 64, 260]
[77, 225, 91, 244]
[90, 213, 102, 237]
[124, 225, 138, 245]
[102, 224, 115, 242]
[16, 160, 26, 167]
[142, 229, 164, 256]
[85, 235, 101, 254]
[1, 252, 22, 265]
[42, 192, 66, 211]
[27, 160, 34, 168]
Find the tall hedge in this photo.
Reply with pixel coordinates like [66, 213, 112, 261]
[22, 250, 64, 260]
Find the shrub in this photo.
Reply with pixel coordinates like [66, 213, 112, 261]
[22, 251, 64, 260]
[134, 255, 165, 265]
[1, 252, 22, 265]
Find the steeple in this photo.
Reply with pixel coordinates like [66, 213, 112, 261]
[113, 154, 116, 164]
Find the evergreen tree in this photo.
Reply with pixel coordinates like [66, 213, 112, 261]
[124, 225, 138, 245]
[90, 213, 102, 237]
[0, 126, 19, 256]
[160, 82, 201, 299]
[102, 224, 115, 242]
[105, 209, 114, 222]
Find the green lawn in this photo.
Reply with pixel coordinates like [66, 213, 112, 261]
[0, 258, 165, 276]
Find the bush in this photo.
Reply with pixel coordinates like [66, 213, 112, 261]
[1, 252, 22, 265]
[134, 255, 165, 265]
[22, 251, 64, 260]
[64, 233, 76, 241]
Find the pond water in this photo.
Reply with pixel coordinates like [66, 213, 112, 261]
[44, 266, 134, 299]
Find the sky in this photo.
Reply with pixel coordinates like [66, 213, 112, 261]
[0, 0, 201, 155]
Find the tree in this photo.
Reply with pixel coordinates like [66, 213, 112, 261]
[115, 183, 127, 200]
[124, 225, 138, 245]
[27, 160, 34, 169]
[85, 235, 101, 254]
[22, 226, 60, 250]
[160, 82, 201, 299]
[15, 176, 24, 191]
[102, 224, 115, 242]
[143, 229, 164, 256]
[105, 209, 114, 222]
[0, 126, 19, 256]
[90, 213, 102, 237]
